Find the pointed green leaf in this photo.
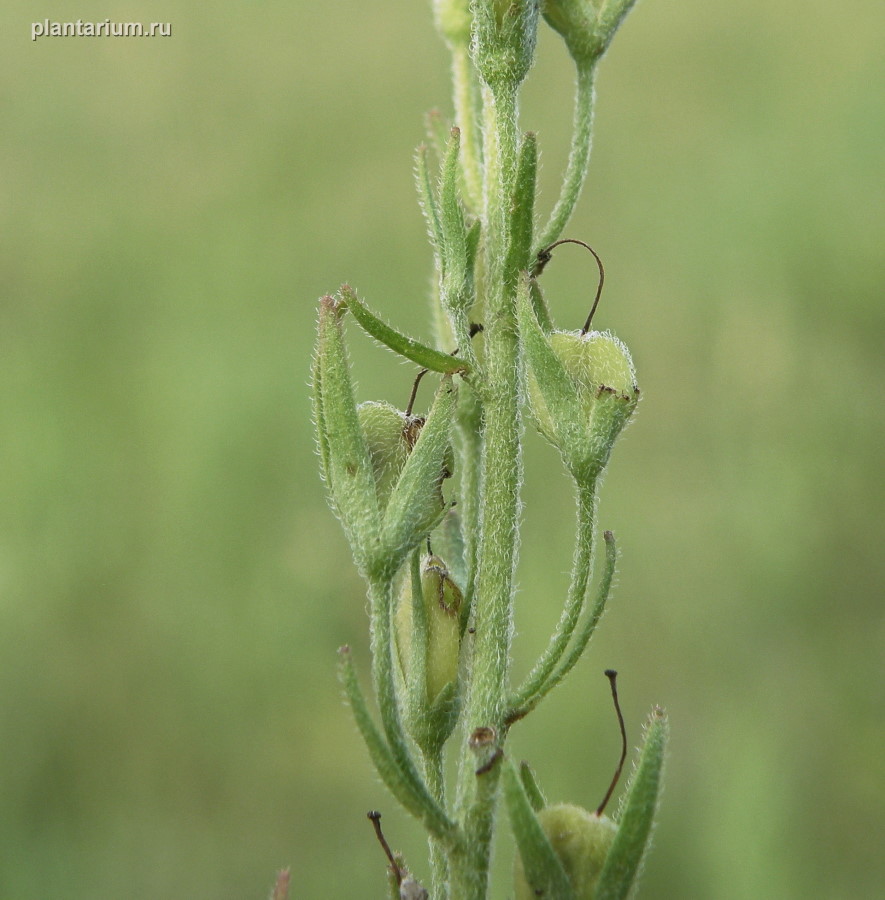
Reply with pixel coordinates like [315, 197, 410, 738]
[337, 646, 459, 847]
[440, 127, 468, 300]
[530, 277, 554, 334]
[415, 145, 444, 254]
[595, 707, 669, 900]
[315, 296, 381, 570]
[510, 530, 617, 720]
[465, 216, 482, 279]
[424, 108, 451, 169]
[311, 316, 331, 482]
[341, 285, 469, 374]
[433, 507, 467, 590]
[519, 761, 547, 813]
[504, 132, 538, 284]
[405, 551, 430, 735]
[504, 761, 575, 900]
[381, 377, 458, 568]
[544, 529, 618, 697]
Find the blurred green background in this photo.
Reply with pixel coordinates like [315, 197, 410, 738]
[2, 1, 883, 897]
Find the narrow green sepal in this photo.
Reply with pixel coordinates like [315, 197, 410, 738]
[415, 146, 445, 256]
[595, 707, 668, 900]
[340, 286, 468, 375]
[504, 132, 538, 284]
[530, 277, 554, 334]
[519, 761, 547, 813]
[337, 646, 458, 845]
[314, 296, 382, 572]
[440, 127, 469, 302]
[424, 109, 451, 169]
[427, 679, 461, 750]
[509, 529, 617, 720]
[517, 276, 591, 462]
[311, 320, 332, 484]
[380, 377, 458, 575]
[433, 507, 468, 590]
[465, 217, 482, 282]
[542, 529, 617, 694]
[505, 761, 576, 900]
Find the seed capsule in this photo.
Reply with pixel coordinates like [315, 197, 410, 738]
[395, 554, 463, 704]
[357, 401, 424, 510]
[514, 804, 617, 900]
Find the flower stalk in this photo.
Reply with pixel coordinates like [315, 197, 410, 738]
[312, 2, 667, 896]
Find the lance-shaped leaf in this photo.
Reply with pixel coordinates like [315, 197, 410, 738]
[529, 277, 554, 334]
[465, 217, 482, 282]
[504, 132, 538, 284]
[508, 529, 618, 722]
[415, 145, 444, 254]
[380, 376, 458, 573]
[519, 760, 547, 813]
[338, 646, 459, 848]
[505, 760, 575, 900]
[340, 285, 469, 374]
[439, 127, 469, 303]
[424, 108, 451, 169]
[314, 296, 382, 572]
[595, 706, 669, 900]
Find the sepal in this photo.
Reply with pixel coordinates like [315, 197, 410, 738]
[595, 707, 668, 899]
[313, 296, 382, 574]
[379, 378, 457, 578]
[341, 285, 468, 375]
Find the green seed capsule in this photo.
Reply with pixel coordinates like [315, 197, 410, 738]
[525, 327, 639, 479]
[514, 804, 617, 900]
[356, 401, 423, 510]
[395, 554, 463, 704]
[543, 0, 638, 68]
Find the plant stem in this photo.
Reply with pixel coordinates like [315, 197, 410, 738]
[368, 576, 414, 775]
[457, 386, 483, 634]
[424, 748, 449, 899]
[452, 81, 522, 900]
[537, 64, 596, 251]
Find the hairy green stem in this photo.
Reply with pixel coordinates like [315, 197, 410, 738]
[457, 387, 483, 635]
[537, 64, 596, 251]
[424, 749, 449, 899]
[451, 82, 522, 900]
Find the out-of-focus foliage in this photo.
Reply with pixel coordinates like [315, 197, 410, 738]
[1, 0, 882, 897]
